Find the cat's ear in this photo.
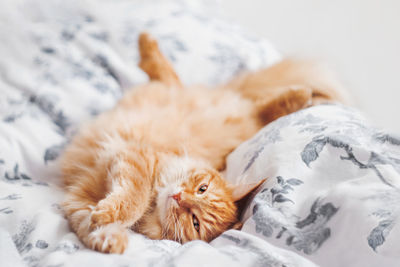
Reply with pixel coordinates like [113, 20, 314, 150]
[230, 178, 267, 202]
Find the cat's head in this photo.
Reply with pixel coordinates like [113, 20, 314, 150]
[154, 156, 265, 243]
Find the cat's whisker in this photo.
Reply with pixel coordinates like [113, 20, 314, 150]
[163, 218, 169, 239]
[167, 211, 175, 240]
[174, 213, 183, 243]
[172, 211, 180, 243]
[162, 220, 168, 239]
[179, 220, 184, 243]
[163, 209, 173, 239]
[173, 214, 178, 242]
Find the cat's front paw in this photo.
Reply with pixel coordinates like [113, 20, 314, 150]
[88, 222, 128, 254]
[90, 203, 116, 230]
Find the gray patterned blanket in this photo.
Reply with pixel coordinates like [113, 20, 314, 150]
[226, 104, 400, 266]
[1, 0, 399, 266]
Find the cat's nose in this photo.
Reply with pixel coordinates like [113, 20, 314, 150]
[171, 192, 181, 204]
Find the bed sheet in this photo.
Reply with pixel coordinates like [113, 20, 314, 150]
[1, 0, 399, 267]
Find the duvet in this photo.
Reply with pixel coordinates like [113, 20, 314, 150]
[1, 0, 399, 267]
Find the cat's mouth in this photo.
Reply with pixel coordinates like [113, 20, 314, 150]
[166, 194, 181, 214]
[157, 188, 180, 224]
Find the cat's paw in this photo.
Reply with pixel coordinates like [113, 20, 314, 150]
[88, 223, 128, 254]
[286, 86, 313, 108]
[90, 203, 116, 230]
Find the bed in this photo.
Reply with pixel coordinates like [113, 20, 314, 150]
[1, 0, 399, 266]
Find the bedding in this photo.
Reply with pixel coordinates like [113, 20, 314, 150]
[0, 0, 399, 266]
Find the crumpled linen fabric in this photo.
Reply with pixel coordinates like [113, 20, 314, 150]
[1, 0, 399, 266]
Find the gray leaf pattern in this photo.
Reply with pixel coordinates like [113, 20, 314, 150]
[36, 240, 49, 249]
[373, 133, 400, 146]
[12, 220, 36, 254]
[220, 234, 292, 267]
[44, 143, 66, 164]
[301, 136, 327, 167]
[368, 219, 394, 251]
[252, 177, 338, 255]
[302, 135, 395, 187]
[363, 189, 400, 252]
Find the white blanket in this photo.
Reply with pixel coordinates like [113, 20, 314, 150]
[227, 104, 400, 266]
[1, 0, 399, 266]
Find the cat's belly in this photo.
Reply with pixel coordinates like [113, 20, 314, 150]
[108, 86, 261, 169]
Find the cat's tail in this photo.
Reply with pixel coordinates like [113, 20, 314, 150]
[224, 59, 352, 124]
[138, 32, 183, 88]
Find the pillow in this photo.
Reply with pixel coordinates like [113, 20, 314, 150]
[226, 104, 400, 266]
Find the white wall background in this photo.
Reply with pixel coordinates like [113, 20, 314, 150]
[220, 0, 400, 134]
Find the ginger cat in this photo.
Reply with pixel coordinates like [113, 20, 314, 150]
[61, 33, 347, 254]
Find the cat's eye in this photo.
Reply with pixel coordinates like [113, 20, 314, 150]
[192, 214, 200, 232]
[198, 184, 208, 194]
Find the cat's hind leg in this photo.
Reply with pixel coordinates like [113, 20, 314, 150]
[138, 32, 183, 88]
[255, 86, 312, 124]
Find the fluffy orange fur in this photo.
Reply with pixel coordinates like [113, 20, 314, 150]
[61, 33, 347, 254]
